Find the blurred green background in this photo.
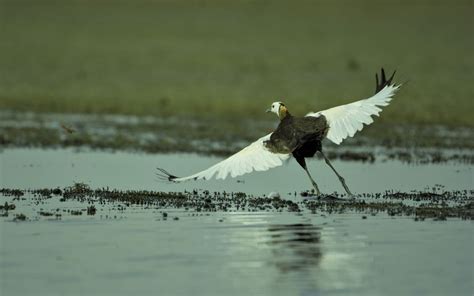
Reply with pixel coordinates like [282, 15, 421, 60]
[1, 0, 473, 126]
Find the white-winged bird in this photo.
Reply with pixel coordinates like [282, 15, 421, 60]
[157, 68, 400, 196]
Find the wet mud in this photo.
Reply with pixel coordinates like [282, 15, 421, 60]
[1, 111, 473, 163]
[1, 184, 472, 221]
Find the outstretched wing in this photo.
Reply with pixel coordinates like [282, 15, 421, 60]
[157, 133, 291, 182]
[306, 68, 400, 145]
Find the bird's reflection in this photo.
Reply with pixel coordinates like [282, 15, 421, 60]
[267, 223, 322, 273]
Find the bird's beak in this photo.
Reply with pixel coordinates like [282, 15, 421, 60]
[265, 109, 271, 113]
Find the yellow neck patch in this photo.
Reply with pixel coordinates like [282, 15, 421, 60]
[278, 105, 289, 120]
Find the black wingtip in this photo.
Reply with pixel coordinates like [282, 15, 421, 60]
[156, 167, 179, 183]
[375, 67, 397, 94]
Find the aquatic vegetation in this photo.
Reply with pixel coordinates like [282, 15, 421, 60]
[1, 186, 472, 221]
[13, 213, 27, 222]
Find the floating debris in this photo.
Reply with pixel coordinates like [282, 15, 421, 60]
[38, 211, 54, 217]
[0, 202, 16, 211]
[87, 206, 97, 215]
[13, 213, 27, 222]
[268, 192, 280, 199]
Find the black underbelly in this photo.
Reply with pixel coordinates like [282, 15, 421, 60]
[292, 140, 321, 159]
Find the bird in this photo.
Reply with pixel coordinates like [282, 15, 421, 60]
[157, 68, 400, 196]
[60, 123, 76, 134]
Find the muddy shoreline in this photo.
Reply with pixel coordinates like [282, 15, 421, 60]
[1, 111, 473, 164]
[1, 184, 472, 221]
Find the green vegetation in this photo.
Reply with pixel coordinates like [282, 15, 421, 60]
[1, 0, 473, 126]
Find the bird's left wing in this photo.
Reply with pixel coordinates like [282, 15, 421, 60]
[156, 133, 291, 182]
[306, 68, 400, 145]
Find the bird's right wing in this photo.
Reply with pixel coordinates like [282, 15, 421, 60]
[156, 133, 291, 182]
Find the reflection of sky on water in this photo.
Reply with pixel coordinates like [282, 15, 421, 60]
[1, 206, 472, 295]
[1, 148, 473, 295]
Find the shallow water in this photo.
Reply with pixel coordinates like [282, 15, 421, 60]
[1, 148, 472, 195]
[1, 148, 473, 295]
[1, 211, 473, 296]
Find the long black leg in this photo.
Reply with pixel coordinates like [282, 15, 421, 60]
[319, 151, 353, 196]
[295, 156, 321, 195]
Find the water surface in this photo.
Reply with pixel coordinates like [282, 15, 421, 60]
[1, 148, 473, 296]
[1, 211, 472, 296]
[2, 148, 472, 195]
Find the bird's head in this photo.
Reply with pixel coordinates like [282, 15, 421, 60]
[266, 102, 289, 120]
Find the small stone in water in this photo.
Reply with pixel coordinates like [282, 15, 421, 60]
[268, 192, 280, 199]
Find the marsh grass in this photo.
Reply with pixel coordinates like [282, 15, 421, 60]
[1, 0, 473, 126]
